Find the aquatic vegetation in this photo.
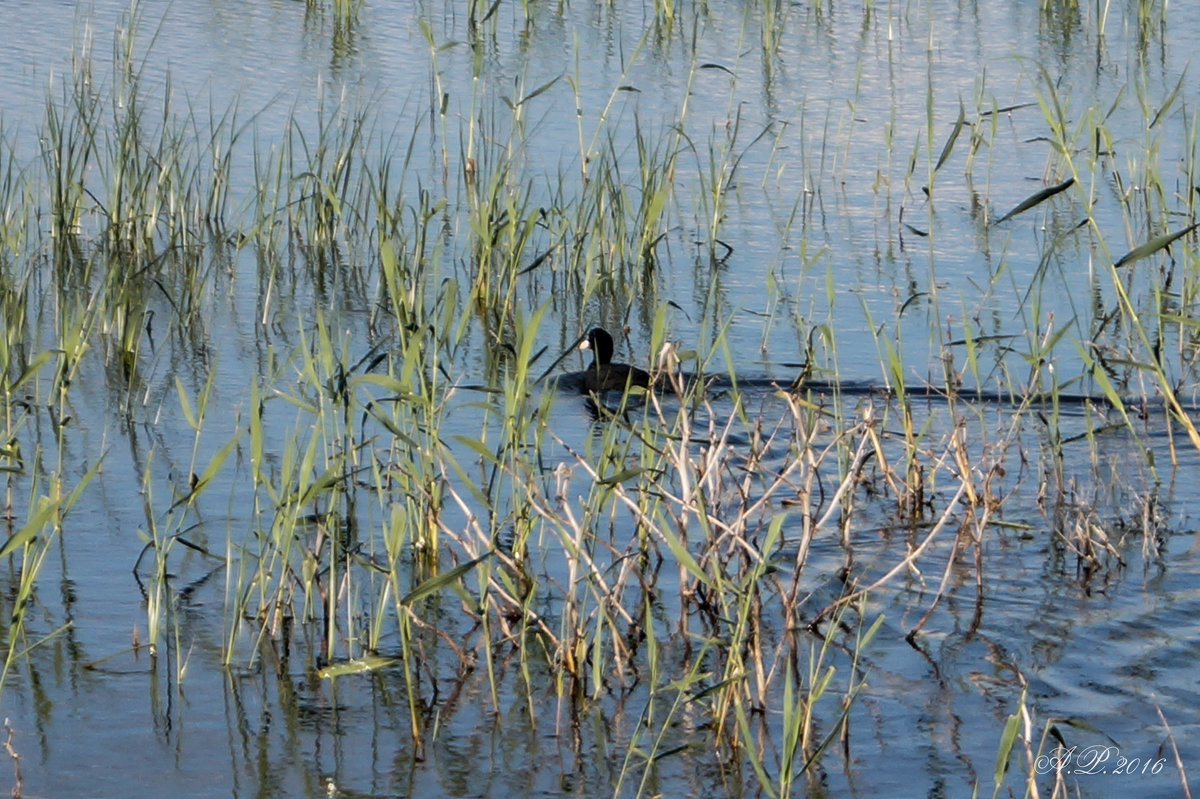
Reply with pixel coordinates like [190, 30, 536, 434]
[0, 0, 1193, 796]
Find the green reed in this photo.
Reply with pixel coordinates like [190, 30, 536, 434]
[285, 83, 372, 265]
[0, 458, 98, 687]
[0, 1, 1196, 794]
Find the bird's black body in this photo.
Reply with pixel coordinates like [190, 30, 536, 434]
[580, 328, 651, 393]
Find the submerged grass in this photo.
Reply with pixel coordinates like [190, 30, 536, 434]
[0, 0, 1195, 795]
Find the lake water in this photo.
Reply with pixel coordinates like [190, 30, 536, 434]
[0, 1, 1197, 797]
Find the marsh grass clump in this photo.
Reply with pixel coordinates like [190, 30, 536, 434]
[0, 1, 1197, 796]
[198, 309, 986, 788]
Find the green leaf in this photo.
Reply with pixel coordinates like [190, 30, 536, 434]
[934, 100, 966, 174]
[400, 553, 491, 605]
[993, 707, 1022, 792]
[517, 76, 560, 106]
[178, 431, 240, 505]
[0, 496, 62, 559]
[318, 654, 397, 679]
[994, 177, 1075, 224]
[655, 520, 710, 589]
[598, 467, 645, 486]
[1114, 223, 1199, 268]
[8, 350, 55, 393]
[1149, 67, 1187, 129]
[176, 377, 197, 430]
[451, 435, 501, 466]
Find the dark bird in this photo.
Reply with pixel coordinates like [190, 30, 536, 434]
[579, 327, 652, 393]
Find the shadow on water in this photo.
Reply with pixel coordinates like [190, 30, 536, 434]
[0, 0, 1198, 798]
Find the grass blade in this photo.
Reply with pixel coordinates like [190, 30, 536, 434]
[994, 177, 1075, 223]
[934, 100, 966, 174]
[400, 553, 491, 605]
[1114, 223, 1199, 268]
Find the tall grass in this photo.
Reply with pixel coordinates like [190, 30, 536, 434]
[0, 0, 1194, 796]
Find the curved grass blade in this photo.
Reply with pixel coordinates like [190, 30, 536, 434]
[516, 76, 560, 107]
[400, 552, 491, 605]
[1114, 222, 1199, 268]
[0, 458, 102, 559]
[994, 177, 1074, 224]
[0, 497, 63, 560]
[318, 654, 398, 679]
[934, 100, 966, 174]
[992, 703, 1023, 796]
[598, 466, 646, 486]
[1149, 68, 1186, 129]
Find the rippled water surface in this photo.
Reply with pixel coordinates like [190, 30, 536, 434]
[0, 1, 1198, 797]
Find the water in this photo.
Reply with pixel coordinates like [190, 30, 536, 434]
[0, 1, 1198, 797]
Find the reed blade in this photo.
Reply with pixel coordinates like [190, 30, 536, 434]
[1113, 222, 1199, 268]
[994, 177, 1075, 224]
[934, 100, 966, 174]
